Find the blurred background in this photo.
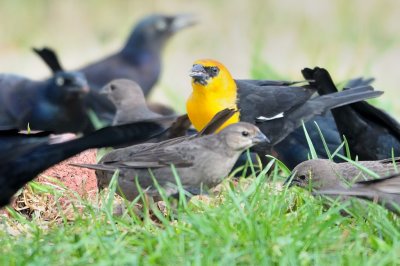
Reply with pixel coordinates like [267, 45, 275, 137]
[0, 0, 399, 114]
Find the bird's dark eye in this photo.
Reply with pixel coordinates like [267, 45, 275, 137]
[110, 85, 116, 91]
[298, 175, 306, 180]
[210, 67, 219, 76]
[241, 131, 249, 137]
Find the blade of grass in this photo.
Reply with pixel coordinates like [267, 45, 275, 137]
[313, 121, 332, 160]
[302, 121, 318, 159]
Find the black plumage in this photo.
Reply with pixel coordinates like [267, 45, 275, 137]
[79, 14, 195, 94]
[33, 47, 117, 123]
[32, 14, 196, 123]
[234, 78, 383, 159]
[273, 113, 343, 169]
[188, 62, 384, 168]
[303, 67, 400, 160]
[0, 121, 165, 207]
[0, 71, 93, 133]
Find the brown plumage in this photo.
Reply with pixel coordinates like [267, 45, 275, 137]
[288, 158, 400, 190]
[315, 174, 400, 214]
[100, 79, 192, 142]
[72, 120, 268, 201]
[287, 158, 400, 214]
[100, 79, 162, 125]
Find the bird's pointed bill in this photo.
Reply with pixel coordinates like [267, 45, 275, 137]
[189, 64, 209, 85]
[170, 14, 197, 32]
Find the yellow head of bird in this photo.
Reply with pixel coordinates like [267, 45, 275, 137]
[187, 59, 240, 132]
[189, 59, 236, 94]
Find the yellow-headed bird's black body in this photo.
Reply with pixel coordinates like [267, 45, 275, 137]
[187, 59, 383, 163]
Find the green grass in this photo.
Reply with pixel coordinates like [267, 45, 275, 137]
[1, 162, 400, 265]
[1, 1, 400, 264]
[1, 122, 400, 265]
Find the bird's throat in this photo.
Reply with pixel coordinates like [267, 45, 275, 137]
[187, 83, 239, 132]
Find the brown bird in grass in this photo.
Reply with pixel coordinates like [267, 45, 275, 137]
[72, 113, 268, 201]
[286, 158, 400, 214]
[314, 174, 400, 214]
[287, 158, 400, 190]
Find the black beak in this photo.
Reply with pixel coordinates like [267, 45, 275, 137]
[189, 64, 209, 85]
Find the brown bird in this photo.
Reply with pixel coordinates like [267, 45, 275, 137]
[287, 158, 400, 190]
[314, 174, 400, 214]
[72, 120, 268, 201]
[99, 79, 192, 143]
[100, 79, 162, 125]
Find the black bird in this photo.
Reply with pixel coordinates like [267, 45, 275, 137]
[75, 14, 196, 94]
[187, 60, 383, 167]
[33, 13, 196, 123]
[0, 71, 93, 133]
[33, 47, 117, 123]
[273, 113, 343, 169]
[79, 14, 196, 94]
[0, 121, 165, 207]
[303, 67, 400, 160]
[0, 130, 52, 160]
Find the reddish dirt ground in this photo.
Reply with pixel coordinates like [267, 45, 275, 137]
[0, 149, 98, 219]
[38, 149, 98, 198]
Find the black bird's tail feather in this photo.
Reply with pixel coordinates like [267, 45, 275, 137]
[302, 67, 376, 96]
[289, 86, 383, 131]
[299, 67, 383, 117]
[33, 47, 64, 73]
[311, 88, 383, 111]
[345, 77, 375, 88]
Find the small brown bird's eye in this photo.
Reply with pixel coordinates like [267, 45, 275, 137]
[299, 175, 306, 180]
[241, 131, 249, 137]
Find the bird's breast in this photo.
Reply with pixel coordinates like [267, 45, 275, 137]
[187, 92, 239, 132]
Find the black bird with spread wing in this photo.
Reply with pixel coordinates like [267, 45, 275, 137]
[0, 121, 165, 207]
